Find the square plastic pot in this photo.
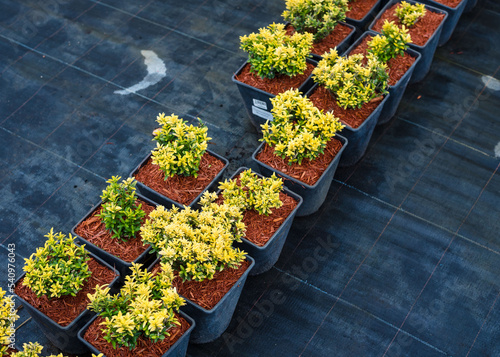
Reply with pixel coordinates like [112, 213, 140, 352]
[14, 252, 120, 355]
[345, 0, 384, 32]
[344, 30, 421, 125]
[77, 311, 195, 357]
[130, 149, 228, 209]
[309, 22, 358, 61]
[419, 0, 467, 46]
[216, 167, 303, 275]
[149, 256, 255, 344]
[71, 193, 158, 279]
[252, 135, 348, 216]
[232, 58, 317, 132]
[369, 0, 448, 83]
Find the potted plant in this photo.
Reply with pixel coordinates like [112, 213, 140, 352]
[131, 113, 228, 208]
[345, 0, 384, 30]
[217, 168, 302, 275]
[345, 21, 421, 125]
[72, 176, 158, 278]
[305, 49, 388, 166]
[0, 287, 17, 356]
[252, 89, 347, 215]
[282, 0, 357, 60]
[141, 193, 255, 343]
[14, 229, 120, 355]
[370, 0, 448, 83]
[418, 0, 467, 45]
[78, 262, 195, 357]
[8, 341, 68, 356]
[232, 22, 316, 131]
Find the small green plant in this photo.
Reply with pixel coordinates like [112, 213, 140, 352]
[240, 22, 313, 79]
[261, 89, 345, 163]
[141, 192, 247, 282]
[22, 229, 91, 299]
[313, 48, 389, 109]
[151, 113, 210, 178]
[395, 1, 426, 27]
[368, 20, 412, 63]
[219, 169, 284, 216]
[282, 0, 349, 42]
[0, 288, 17, 356]
[87, 262, 184, 350]
[9, 342, 66, 357]
[96, 176, 145, 241]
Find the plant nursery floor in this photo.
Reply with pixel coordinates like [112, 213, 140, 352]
[1, 0, 499, 356]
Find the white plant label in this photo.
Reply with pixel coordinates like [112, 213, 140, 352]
[252, 106, 273, 121]
[253, 98, 267, 110]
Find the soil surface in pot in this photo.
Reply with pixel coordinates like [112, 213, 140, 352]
[433, 0, 462, 8]
[218, 175, 299, 247]
[83, 313, 191, 357]
[151, 260, 252, 310]
[235, 62, 315, 96]
[74, 199, 155, 262]
[14, 258, 117, 327]
[134, 151, 226, 206]
[255, 138, 344, 186]
[346, 0, 379, 20]
[286, 23, 354, 57]
[348, 34, 416, 86]
[372, 3, 446, 46]
[309, 85, 384, 129]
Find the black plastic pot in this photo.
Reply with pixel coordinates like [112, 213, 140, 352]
[344, 31, 421, 126]
[77, 311, 195, 357]
[217, 167, 303, 275]
[232, 58, 317, 132]
[345, 0, 384, 32]
[419, 0, 466, 46]
[71, 193, 158, 279]
[14, 253, 120, 355]
[309, 22, 358, 61]
[130, 149, 228, 209]
[252, 135, 347, 216]
[369, 0, 448, 83]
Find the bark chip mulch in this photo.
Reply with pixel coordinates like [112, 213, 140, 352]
[346, 0, 379, 20]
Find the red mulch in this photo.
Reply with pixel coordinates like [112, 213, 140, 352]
[372, 3, 446, 46]
[255, 138, 344, 186]
[348, 34, 416, 86]
[14, 258, 117, 327]
[433, 0, 462, 8]
[134, 151, 226, 206]
[150, 260, 251, 310]
[74, 199, 155, 263]
[83, 313, 191, 357]
[235, 62, 315, 96]
[286, 23, 355, 57]
[346, 0, 379, 20]
[309, 85, 384, 129]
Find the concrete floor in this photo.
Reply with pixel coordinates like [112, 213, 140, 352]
[0, 0, 499, 356]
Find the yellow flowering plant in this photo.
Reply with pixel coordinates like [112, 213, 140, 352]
[96, 176, 145, 241]
[141, 192, 247, 282]
[368, 21, 412, 63]
[219, 169, 284, 216]
[87, 262, 185, 350]
[395, 1, 426, 27]
[0, 288, 17, 356]
[260, 89, 344, 164]
[9, 342, 66, 357]
[152, 113, 210, 178]
[282, 0, 349, 42]
[312, 48, 389, 109]
[22, 229, 91, 299]
[240, 22, 313, 79]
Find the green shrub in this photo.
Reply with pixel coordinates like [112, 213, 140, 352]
[395, 1, 426, 27]
[96, 176, 145, 241]
[368, 21, 412, 63]
[282, 0, 349, 42]
[22, 229, 91, 299]
[261, 89, 344, 164]
[0, 288, 17, 356]
[240, 23, 313, 79]
[219, 169, 283, 216]
[152, 113, 210, 178]
[313, 49, 389, 109]
[9, 342, 66, 357]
